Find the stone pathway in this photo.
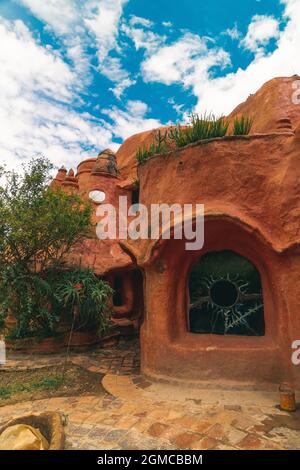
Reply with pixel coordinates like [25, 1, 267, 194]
[1, 337, 140, 375]
[1, 338, 300, 450]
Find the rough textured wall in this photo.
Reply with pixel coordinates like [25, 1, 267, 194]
[134, 131, 300, 388]
[116, 76, 300, 181]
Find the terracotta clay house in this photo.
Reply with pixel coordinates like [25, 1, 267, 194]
[52, 76, 300, 390]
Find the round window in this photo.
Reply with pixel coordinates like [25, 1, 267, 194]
[210, 279, 239, 308]
[89, 190, 106, 203]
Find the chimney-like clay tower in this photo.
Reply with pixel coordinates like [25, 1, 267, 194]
[50, 166, 67, 188]
[61, 169, 79, 192]
[88, 149, 120, 207]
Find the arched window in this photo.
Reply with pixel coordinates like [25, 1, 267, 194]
[188, 250, 265, 336]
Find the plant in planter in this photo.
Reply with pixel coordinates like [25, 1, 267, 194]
[168, 113, 229, 148]
[136, 130, 169, 164]
[232, 115, 254, 135]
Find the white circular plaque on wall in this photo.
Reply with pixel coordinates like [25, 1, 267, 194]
[89, 190, 106, 203]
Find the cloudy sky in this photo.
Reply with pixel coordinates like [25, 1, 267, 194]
[0, 0, 299, 170]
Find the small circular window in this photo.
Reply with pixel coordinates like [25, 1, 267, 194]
[210, 279, 239, 308]
[89, 190, 106, 203]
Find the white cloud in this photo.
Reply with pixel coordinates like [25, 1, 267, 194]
[129, 15, 153, 28]
[192, 0, 300, 115]
[84, 0, 128, 61]
[99, 56, 136, 98]
[103, 100, 162, 140]
[0, 18, 114, 170]
[0, 17, 165, 171]
[18, 0, 133, 95]
[122, 21, 166, 54]
[168, 97, 185, 117]
[222, 23, 241, 40]
[0, 18, 74, 101]
[141, 32, 230, 88]
[7, 0, 300, 171]
[17, 0, 80, 35]
[130, 0, 299, 119]
[83, 1, 136, 96]
[241, 14, 280, 53]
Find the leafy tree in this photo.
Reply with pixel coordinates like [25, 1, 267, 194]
[0, 157, 94, 338]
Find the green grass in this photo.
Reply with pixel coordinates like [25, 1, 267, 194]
[0, 375, 64, 399]
[233, 115, 253, 135]
[136, 113, 255, 164]
[0, 387, 11, 398]
[168, 113, 229, 148]
[136, 130, 169, 164]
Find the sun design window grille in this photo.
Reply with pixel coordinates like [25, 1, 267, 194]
[188, 250, 265, 336]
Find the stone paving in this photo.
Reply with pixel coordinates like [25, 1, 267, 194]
[0, 337, 140, 375]
[1, 337, 300, 450]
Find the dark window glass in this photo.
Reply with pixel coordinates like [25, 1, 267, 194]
[132, 189, 139, 205]
[113, 275, 123, 307]
[188, 250, 265, 336]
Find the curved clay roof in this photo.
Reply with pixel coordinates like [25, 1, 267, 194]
[116, 75, 300, 181]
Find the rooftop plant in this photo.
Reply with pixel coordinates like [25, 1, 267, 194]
[168, 113, 229, 148]
[136, 130, 169, 164]
[233, 115, 254, 136]
[135, 113, 255, 164]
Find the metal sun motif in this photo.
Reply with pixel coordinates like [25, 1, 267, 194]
[189, 272, 264, 336]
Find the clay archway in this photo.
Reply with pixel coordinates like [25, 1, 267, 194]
[140, 215, 291, 386]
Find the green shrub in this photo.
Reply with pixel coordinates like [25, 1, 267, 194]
[233, 115, 253, 135]
[54, 268, 113, 336]
[136, 130, 169, 164]
[135, 113, 254, 160]
[168, 113, 229, 148]
[2, 268, 60, 339]
[167, 125, 190, 148]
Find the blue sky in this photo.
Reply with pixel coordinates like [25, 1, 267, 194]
[0, 0, 298, 170]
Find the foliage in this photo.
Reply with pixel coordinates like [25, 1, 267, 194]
[0, 157, 93, 338]
[233, 115, 253, 136]
[54, 268, 113, 336]
[169, 113, 229, 148]
[2, 267, 60, 339]
[135, 113, 255, 164]
[0, 158, 92, 272]
[136, 130, 169, 164]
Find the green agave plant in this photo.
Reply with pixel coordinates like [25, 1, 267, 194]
[136, 130, 169, 164]
[54, 268, 113, 336]
[135, 113, 255, 162]
[233, 115, 254, 135]
[168, 113, 229, 148]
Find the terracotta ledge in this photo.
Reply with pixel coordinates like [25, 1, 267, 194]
[137, 131, 295, 167]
